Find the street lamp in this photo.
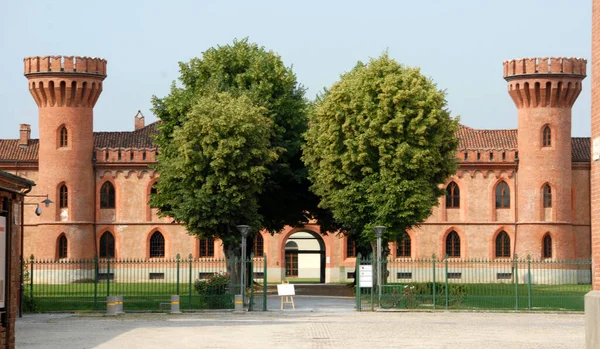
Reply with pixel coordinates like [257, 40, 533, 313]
[373, 226, 387, 305]
[236, 225, 250, 300]
[24, 194, 53, 216]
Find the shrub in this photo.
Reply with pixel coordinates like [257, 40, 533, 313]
[194, 272, 230, 295]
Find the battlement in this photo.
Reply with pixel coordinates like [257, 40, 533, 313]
[503, 57, 586, 79]
[24, 56, 107, 76]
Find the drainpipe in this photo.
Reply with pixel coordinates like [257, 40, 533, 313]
[514, 157, 519, 258]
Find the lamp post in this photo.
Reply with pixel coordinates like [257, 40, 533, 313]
[236, 225, 250, 299]
[373, 226, 387, 305]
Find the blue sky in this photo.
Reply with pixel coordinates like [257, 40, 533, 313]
[0, 0, 592, 139]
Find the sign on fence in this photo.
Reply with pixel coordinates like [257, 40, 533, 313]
[359, 265, 373, 288]
[0, 216, 6, 308]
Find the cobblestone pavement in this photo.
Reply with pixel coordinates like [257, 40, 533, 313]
[16, 297, 584, 349]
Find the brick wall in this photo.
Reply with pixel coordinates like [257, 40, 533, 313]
[592, 0, 600, 290]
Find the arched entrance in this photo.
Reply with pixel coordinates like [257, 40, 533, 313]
[284, 231, 325, 283]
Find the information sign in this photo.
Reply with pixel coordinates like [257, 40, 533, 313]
[359, 265, 373, 288]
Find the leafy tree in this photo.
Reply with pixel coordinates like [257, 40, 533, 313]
[151, 39, 323, 260]
[302, 53, 459, 252]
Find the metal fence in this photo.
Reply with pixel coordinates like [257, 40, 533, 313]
[22, 254, 267, 313]
[355, 253, 592, 312]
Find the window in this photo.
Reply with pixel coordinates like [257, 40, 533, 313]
[346, 237, 356, 258]
[489, 152, 494, 161]
[99, 231, 115, 258]
[445, 230, 460, 258]
[464, 152, 468, 161]
[57, 235, 68, 259]
[396, 232, 411, 258]
[149, 231, 165, 258]
[495, 181, 510, 208]
[446, 182, 460, 208]
[543, 184, 552, 208]
[502, 152, 506, 161]
[142, 151, 146, 161]
[100, 181, 115, 208]
[117, 150, 122, 161]
[542, 126, 551, 147]
[199, 237, 215, 257]
[59, 184, 68, 208]
[253, 234, 264, 257]
[495, 231, 510, 258]
[543, 234, 552, 259]
[59, 126, 68, 147]
[477, 152, 481, 161]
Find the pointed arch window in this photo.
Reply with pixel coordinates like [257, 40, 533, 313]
[149, 231, 165, 258]
[445, 231, 461, 258]
[543, 184, 552, 208]
[446, 182, 460, 208]
[57, 235, 68, 259]
[253, 234, 264, 257]
[59, 184, 68, 208]
[346, 237, 356, 258]
[99, 231, 115, 258]
[199, 237, 215, 257]
[543, 234, 552, 259]
[542, 126, 551, 147]
[495, 181, 510, 208]
[59, 126, 68, 147]
[495, 231, 510, 258]
[100, 181, 115, 208]
[396, 232, 411, 258]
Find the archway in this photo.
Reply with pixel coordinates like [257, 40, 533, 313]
[284, 231, 325, 283]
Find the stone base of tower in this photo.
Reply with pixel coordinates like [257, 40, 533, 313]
[585, 291, 600, 348]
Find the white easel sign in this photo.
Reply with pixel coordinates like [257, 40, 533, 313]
[277, 283, 295, 296]
[0, 216, 6, 309]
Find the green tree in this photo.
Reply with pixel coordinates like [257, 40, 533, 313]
[151, 39, 322, 260]
[302, 53, 459, 252]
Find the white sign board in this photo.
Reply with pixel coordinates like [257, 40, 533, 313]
[0, 216, 6, 309]
[277, 283, 295, 296]
[359, 265, 373, 288]
[594, 137, 600, 161]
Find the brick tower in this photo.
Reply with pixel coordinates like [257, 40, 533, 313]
[504, 57, 586, 259]
[24, 56, 107, 259]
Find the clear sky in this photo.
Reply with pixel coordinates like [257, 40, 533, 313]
[0, 0, 592, 139]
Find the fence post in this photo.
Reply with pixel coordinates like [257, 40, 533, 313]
[432, 254, 437, 311]
[29, 255, 34, 306]
[249, 253, 255, 311]
[188, 253, 193, 309]
[176, 254, 180, 296]
[514, 254, 519, 311]
[444, 256, 449, 311]
[93, 255, 98, 311]
[263, 253, 267, 311]
[527, 255, 532, 311]
[355, 253, 361, 312]
[106, 257, 111, 297]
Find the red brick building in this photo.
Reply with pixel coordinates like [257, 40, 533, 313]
[0, 55, 592, 284]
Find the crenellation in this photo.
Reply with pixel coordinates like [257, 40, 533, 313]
[24, 56, 107, 76]
[504, 57, 587, 78]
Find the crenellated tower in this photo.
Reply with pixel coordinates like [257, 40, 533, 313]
[24, 55, 107, 259]
[504, 57, 586, 259]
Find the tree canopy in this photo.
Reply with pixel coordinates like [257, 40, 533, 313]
[150, 38, 322, 253]
[302, 53, 459, 246]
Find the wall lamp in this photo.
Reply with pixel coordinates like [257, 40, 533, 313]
[25, 194, 53, 216]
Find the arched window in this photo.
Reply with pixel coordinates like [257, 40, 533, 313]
[99, 231, 115, 258]
[57, 235, 68, 259]
[543, 184, 552, 208]
[100, 181, 115, 208]
[495, 181, 510, 208]
[149, 231, 165, 258]
[199, 237, 215, 257]
[543, 234, 552, 259]
[495, 231, 510, 258]
[346, 237, 356, 258]
[253, 234, 264, 257]
[445, 230, 461, 258]
[542, 126, 551, 147]
[59, 184, 68, 208]
[59, 126, 68, 147]
[396, 232, 411, 258]
[446, 182, 460, 208]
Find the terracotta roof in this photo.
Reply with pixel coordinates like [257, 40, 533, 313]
[93, 122, 159, 149]
[0, 122, 591, 162]
[0, 139, 39, 162]
[457, 125, 517, 150]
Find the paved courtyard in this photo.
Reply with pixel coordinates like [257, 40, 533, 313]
[16, 296, 584, 349]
